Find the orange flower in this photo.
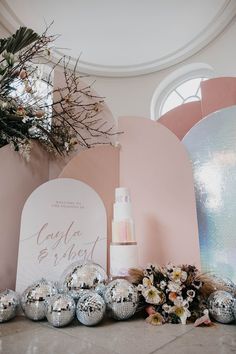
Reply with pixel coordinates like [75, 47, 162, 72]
[169, 292, 177, 302]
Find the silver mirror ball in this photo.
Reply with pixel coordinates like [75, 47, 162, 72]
[76, 291, 106, 326]
[62, 262, 108, 300]
[0, 289, 19, 323]
[208, 290, 235, 323]
[210, 275, 236, 296]
[21, 279, 58, 320]
[46, 294, 76, 327]
[104, 279, 139, 320]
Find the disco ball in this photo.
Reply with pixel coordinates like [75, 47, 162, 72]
[211, 275, 236, 296]
[76, 291, 106, 326]
[95, 283, 107, 298]
[46, 294, 76, 327]
[62, 262, 108, 300]
[104, 279, 139, 320]
[0, 289, 19, 323]
[208, 290, 235, 324]
[21, 278, 58, 321]
[233, 299, 236, 320]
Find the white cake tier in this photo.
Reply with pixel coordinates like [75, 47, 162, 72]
[110, 243, 138, 277]
[113, 202, 132, 221]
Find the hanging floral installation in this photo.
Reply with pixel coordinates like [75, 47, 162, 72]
[128, 264, 224, 326]
[0, 26, 115, 160]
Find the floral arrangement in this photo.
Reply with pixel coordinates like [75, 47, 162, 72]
[0, 26, 115, 160]
[129, 264, 218, 326]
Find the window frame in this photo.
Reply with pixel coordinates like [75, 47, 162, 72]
[150, 63, 214, 120]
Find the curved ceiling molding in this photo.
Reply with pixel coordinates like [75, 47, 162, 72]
[0, 0, 236, 77]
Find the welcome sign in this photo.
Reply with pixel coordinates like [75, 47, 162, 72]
[16, 178, 107, 293]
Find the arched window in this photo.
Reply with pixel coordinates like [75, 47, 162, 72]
[150, 63, 214, 120]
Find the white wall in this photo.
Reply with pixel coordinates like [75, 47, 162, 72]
[0, 22, 10, 37]
[1, 17, 236, 121]
[90, 17, 236, 120]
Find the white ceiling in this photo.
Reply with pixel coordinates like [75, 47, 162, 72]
[0, 0, 236, 76]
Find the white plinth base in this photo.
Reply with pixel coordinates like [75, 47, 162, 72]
[110, 243, 139, 277]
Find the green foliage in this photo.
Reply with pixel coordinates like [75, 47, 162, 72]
[0, 27, 39, 55]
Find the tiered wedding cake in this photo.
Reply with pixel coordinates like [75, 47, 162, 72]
[110, 188, 139, 277]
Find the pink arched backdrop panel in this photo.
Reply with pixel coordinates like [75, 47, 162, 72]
[201, 77, 236, 117]
[59, 145, 120, 270]
[158, 101, 202, 140]
[118, 117, 200, 267]
[158, 78, 236, 141]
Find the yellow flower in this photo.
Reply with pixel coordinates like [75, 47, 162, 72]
[170, 303, 191, 324]
[146, 313, 164, 326]
[142, 286, 165, 305]
[169, 267, 187, 283]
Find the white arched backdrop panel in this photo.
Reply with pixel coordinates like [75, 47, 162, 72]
[16, 178, 107, 293]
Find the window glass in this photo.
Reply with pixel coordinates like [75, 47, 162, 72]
[161, 77, 207, 116]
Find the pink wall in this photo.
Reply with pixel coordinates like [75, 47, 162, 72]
[0, 143, 49, 291]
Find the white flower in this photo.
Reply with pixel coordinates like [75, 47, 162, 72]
[192, 280, 202, 289]
[162, 304, 171, 313]
[170, 299, 191, 325]
[173, 306, 191, 324]
[143, 275, 153, 288]
[137, 284, 144, 292]
[22, 116, 30, 123]
[166, 263, 173, 271]
[167, 281, 182, 293]
[173, 296, 184, 306]
[142, 286, 163, 305]
[160, 280, 167, 290]
[187, 289, 195, 298]
[169, 267, 187, 283]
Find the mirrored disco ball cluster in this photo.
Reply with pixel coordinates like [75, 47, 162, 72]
[0, 262, 139, 327]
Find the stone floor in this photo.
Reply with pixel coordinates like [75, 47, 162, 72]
[0, 315, 236, 354]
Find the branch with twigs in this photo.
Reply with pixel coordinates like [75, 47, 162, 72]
[0, 24, 117, 160]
